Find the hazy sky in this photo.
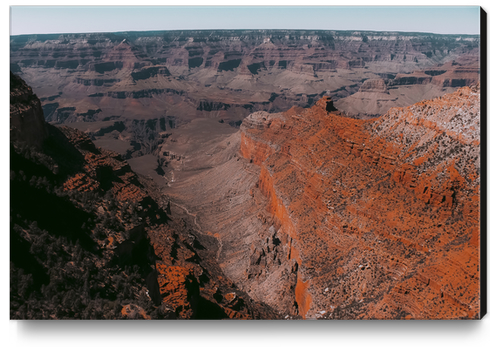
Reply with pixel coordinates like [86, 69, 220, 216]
[10, 6, 481, 36]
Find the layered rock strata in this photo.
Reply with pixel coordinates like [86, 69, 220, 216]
[238, 86, 480, 319]
[163, 85, 481, 319]
[336, 58, 480, 118]
[11, 30, 479, 125]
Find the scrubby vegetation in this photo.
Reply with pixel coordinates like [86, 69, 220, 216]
[10, 141, 171, 320]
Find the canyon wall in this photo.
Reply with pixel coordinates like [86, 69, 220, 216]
[162, 83, 481, 319]
[336, 59, 480, 118]
[11, 30, 479, 126]
[238, 85, 480, 319]
[10, 28, 482, 319]
[10, 73, 278, 319]
[11, 30, 479, 167]
[10, 72, 47, 148]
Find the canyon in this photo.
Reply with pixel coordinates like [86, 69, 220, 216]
[159, 84, 481, 319]
[10, 30, 479, 159]
[10, 29, 482, 320]
[10, 72, 278, 319]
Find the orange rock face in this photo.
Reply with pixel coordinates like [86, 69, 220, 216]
[155, 263, 194, 318]
[59, 126, 148, 204]
[239, 85, 480, 319]
[121, 304, 151, 320]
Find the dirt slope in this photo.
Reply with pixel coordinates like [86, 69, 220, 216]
[161, 84, 481, 319]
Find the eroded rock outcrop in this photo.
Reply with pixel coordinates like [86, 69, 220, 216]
[358, 79, 388, 93]
[239, 86, 480, 319]
[11, 30, 479, 125]
[10, 72, 47, 148]
[393, 59, 480, 88]
[335, 58, 480, 119]
[10, 73, 278, 320]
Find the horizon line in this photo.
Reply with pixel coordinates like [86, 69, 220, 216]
[10, 28, 482, 37]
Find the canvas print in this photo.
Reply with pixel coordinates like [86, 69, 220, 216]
[9, 6, 483, 320]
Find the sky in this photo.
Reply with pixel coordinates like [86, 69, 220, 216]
[9, 5, 481, 36]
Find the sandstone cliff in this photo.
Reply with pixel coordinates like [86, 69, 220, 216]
[160, 84, 481, 319]
[239, 86, 480, 319]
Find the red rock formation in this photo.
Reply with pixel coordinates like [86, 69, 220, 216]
[11, 30, 480, 126]
[121, 304, 151, 320]
[358, 79, 388, 93]
[58, 126, 148, 205]
[239, 85, 480, 319]
[393, 60, 480, 88]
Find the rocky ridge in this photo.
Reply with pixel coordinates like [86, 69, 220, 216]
[238, 86, 480, 318]
[10, 73, 278, 319]
[11, 30, 479, 125]
[161, 85, 481, 319]
[10, 72, 48, 148]
[336, 58, 480, 118]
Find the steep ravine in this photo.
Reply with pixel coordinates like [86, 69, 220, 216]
[11, 30, 479, 169]
[162, 85, 480, 319]
[10, 73, 279, 320]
